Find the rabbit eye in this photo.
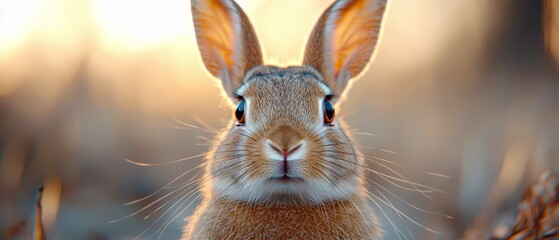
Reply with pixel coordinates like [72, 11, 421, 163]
[235, 98, 246, 125]
[323, 99, 335, 125]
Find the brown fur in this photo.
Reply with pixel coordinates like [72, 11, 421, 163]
[185, 198, 380, 239]
[186, 0, 389, 239]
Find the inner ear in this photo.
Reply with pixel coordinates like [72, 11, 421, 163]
[303, 0, 389, 96]
[191, 0, 263, 100]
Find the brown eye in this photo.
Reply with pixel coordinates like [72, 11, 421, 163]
[235, 98, 246, 125]
[323, 99, 335, 125]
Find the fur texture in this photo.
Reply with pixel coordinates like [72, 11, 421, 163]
[185, 197, 380, 239]
[185, 0, 389, 239]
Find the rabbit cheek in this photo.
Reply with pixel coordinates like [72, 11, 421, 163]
[210, 133, 240, 178]
[210, 130, 259, 181]
[309, 130, 358, 182]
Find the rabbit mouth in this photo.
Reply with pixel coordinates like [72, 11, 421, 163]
[269, 175, 304, 183]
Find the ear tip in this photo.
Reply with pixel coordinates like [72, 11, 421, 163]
[302, 0, 390, 97]
[190, 0, 202, 8]
[190, 0, 229, 10]
[331, 0, 389, 10]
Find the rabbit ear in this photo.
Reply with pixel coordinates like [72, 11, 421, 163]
[191, 0, 263, 99]
[303, 0, 389, 97]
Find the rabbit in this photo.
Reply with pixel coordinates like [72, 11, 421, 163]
[184, 0, 389, 239]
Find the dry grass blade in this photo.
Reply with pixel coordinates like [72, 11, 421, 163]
[491, 171, 559, 240]
[34, 186, 46, 240]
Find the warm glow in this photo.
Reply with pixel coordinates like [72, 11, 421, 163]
[0, 0, 45, 51]
[1, 1, 557, 239]
[0, 0, 43, 96]
[249, 0, 331, 63]
[91, 0, 192, 49]
[0, 0, 496, 116]
[0, 0, 87, 102]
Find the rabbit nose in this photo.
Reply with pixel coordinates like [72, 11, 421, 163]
[265, 125, 305, 161]
[266, 140, 304, 160]
[267, 125, 303, 147]
[266, 140, 304, 175]
[265, 139, 305, 175]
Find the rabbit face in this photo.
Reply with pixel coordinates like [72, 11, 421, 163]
[208, 65, 362, 204]
[191, 0, 388, 204]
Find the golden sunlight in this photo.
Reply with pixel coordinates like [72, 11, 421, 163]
[0, 0, 44, 51]
[91, 0, 192, 49]
[0, 0, 45, 95]
[1, 1, 558, 239]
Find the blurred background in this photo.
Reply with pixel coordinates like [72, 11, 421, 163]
[1, 0, 558, 239]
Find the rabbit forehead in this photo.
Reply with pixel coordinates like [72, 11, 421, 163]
[237, 66, 331, 124]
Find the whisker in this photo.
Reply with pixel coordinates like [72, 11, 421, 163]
[363, 158, 446, 197]
[355, 132, 377, 137]
[365, 188, 441, 234]
[364, 189, 408, 240]
[355, 113, 384, 123]
[367, 174, 434, 195]
[366, 168, 445, 196]
[368, 179, 453, 219]
[364, 155, 450, 179]
[124, 162, 207, 206]
[107, 175, 202, 224]
[361, 146, 398, 154]
[319, 152, 441, 197]
[124, 153, 206, 167]
[196, 135, 212, 143]
[172, 126, 218, 134]
[144, 178, 204, 220]
[373, 187, 413, 240]
[174, 118, 202, 129]
[192, 116, 220, 133]
[141, 181, 209, 240]
[154, 178, 237, 239]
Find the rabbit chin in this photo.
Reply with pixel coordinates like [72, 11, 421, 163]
[211, 176, 361, 204]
